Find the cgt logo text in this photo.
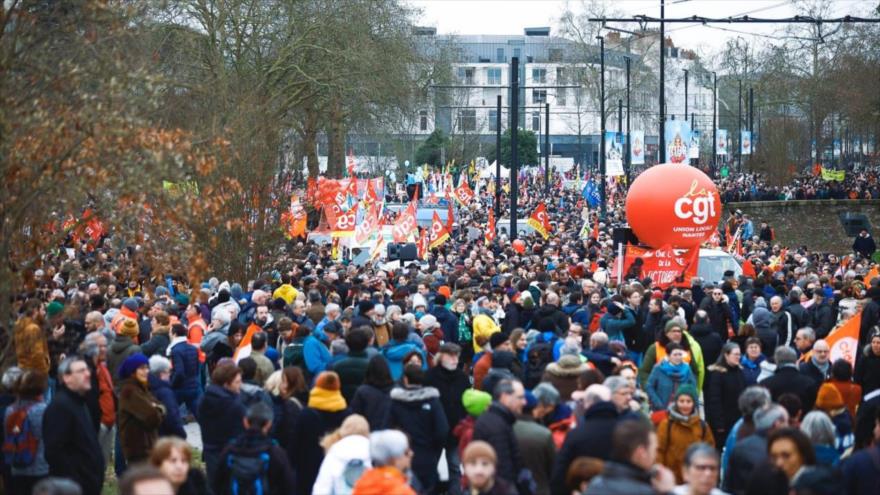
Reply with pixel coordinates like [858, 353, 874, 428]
[674, 180, 717, 225]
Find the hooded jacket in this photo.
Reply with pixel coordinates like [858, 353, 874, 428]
[389, 386, 448, 492]
[646, 360, 697, 412]
[213, 428, 295, 495]
[107, 335, 142, 385]
[312, 434, 372, 495]
[198, 384, 246, 452]
[382, 340, 426, 381]
[657, 407, 715, 483]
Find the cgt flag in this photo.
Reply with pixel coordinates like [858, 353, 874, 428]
[454, 177, 475, 206]
[392, 202, 417, 243]
[485, 208, 496, 244]
[429, 211, 450, 249]
[527, 202, 551, 240]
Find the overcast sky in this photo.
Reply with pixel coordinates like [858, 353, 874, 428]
[408, 0, 877, 56]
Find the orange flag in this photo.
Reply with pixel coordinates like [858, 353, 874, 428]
[527, 202, 551, 240]
[821, 311, 862, 368]
[865, 266, 879, 285]
[592, 213, 599, 241]
[392, 202, 417, 243]
[417, 228, 429, 260]
[485, 208, 496, 244]
[429, 211, 450, 249]
[454, 179, 475, 206]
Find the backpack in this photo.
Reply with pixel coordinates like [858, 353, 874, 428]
[341, 458, 367, 489]
[2, 403, 38, 468]
[227, 450, 270, 495]
[282, 340, 307, 375]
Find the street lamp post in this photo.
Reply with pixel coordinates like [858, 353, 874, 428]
[659, 0, 666, 162]
[625, 56, 631, 187]
[597, 35, 606, 220]
[684, 69, 689, 122]
[713, 72, 717, 175]
[495, 94, 501, 214]
[510, 57, 520, 238]
[544, 102, 550, 194]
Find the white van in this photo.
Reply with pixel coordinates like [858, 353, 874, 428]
[698, 248, 742, 284]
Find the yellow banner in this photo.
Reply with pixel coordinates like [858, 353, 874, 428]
[820, 167, 845, 182]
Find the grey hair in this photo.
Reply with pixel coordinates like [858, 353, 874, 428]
[325, 303, 341, 316]
[796, 327, 816, 342]
[532, 383, 560, 406]
[330, 339, 349, 356]
[369, 430, 410, 466]
[149, 355, 172, 375]
[754, 404, 788, 432]
[683, 443, 719, 467]
[603, 375, 632, 395]
[560, 337, 581, 356]
[800, 411, 836, 447]
[774, 346, 798, 366]
[85, 310, 104, 326]
[32, 477, 83, 495]
[582, 384, 611, 409]
[694, 309, 709, 323]
[493, 378, 521, 400]
[1, 366, 22, 392]
[80, 331, 105, 359]
[738, 386, 772, 417]
[590, 332, 609, 347]
[57, 356, 86, 376]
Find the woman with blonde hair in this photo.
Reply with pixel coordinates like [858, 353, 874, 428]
[312, 414, 372, 495]
[149, 437, 208, 495]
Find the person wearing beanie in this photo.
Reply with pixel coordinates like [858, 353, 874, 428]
[452, 388, 494, 463]
[656, 383, 714, 484]
[110, 297, 139, 335]
[389, 364, 448, 493]
[417, 313, 444, 362]
[814, 382, 854, 454]
[294, 371, 351, 495]
[382, 322, 427, 381]
[462, 441, 517, 495]
[117, 354, 166, 464]
[46, 300, 64, 320]
[430, 293, 459, 347]
[639, 319, 704, 391]
[645, 342, 698, 413]
[473, 332, 512, 392]
[107, 318, 143, 386]
[350, 300, 376, 331]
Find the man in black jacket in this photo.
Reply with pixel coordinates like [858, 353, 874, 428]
[806, 288, 836, 339]
[424, 344, 470, 493]
[760, 346, 819, 411]
[584, 419, 676, 495]
[472, 378, 527, 487]
[530, 292, 570, 335]
[43, 356, 105, 495]
[699, 287, 735, 342]
[213, 402, 295, 495]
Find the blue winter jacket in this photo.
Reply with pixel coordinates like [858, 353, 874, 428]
[148, 374, 187, 439]
[303, 335, 332, 377]
[382, 340, 427, 381]
[646, 360, 696, 411]
[599, 309, 636, 343]
[169, 340, 200, 392]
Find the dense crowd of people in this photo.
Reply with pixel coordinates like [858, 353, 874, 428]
[3, 165, 880, 495]
[716, 170, 880, 202]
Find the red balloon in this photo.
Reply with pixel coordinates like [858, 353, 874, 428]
[625, 163, 721, 248]
[512, 239, 526, 254]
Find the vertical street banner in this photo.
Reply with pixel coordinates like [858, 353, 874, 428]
[666, 120, 691, 164]
[605, 131, 624, 176]
[631, 130, 645, 165]
[741, 131, 752, 155]
[688, 130, 701, 159]
[716, 130, 728, 156]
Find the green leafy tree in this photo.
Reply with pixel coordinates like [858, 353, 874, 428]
[488, 129, 539, 167]
[414, 129, 448, 167]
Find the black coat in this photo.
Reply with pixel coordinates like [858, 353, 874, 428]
[389, 386, 449, 492]
[786, 301, 810, 333]
[473, 403, 523, 486]
[724, 433, 768, 495]
[704, 363, 746, 444]
[328, 350, 370, 403]
[699, 298, 735, 342]
[270, 395, 303, 468]
[213, 429, 295, 495]
[425, 365, 471, 431]
[148, 374, 187, 439]
[198, 384, 247, 452]
[854, 350, 880, 398]
[43, 386, 105, 495]
[293, 407, 350, 495]
[583, 461, 655, 495]
[858, 299, 880, 350]
[690, 323, 723, 372]
[760, 365, 819, 411]
[350, 383, 392, 430]
[530, 304, 570, 335]
[799, 360, 830, 386]
[431, 305, 460, 343]
[808, 302, 836, 339]
[550, 401, 620, 495]
[853, 234, 877, 258]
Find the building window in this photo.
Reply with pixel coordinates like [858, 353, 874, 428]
[556, 67, 567, 83]
[489, 109, 498, 131]
[419, 110, 428, 131]
[532, 112, 541, 131]
[496, 47, 505, 63]
[457, 109, 476, 132]
[513, 48, 521, 60]
[487, 68, 501, 85]
[458, 67, 475, 85]
[556, 89, 566, 107]
[533, 89, 547, 104]
[532, 68, 547, 83]
[549, 48, 563, 62]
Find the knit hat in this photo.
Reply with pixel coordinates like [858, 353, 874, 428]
[119, 318, 139, 338]
[314, 371, 341, 392]
[489, 332, 508, 350]
[463, 440, 497, 465]
[358, 300, 375, 315]
[606, 301, 622, 316]
[418, 314, 439, 330]
[118, 353, 149, 380]
[412, 293, 428, 309]
[462, 389, 492, 417]
[46, 301, 64, 318]
[308, 371, 347, 412]
[665, 319, 684, 333]
[438, 286, 452, 298]
[675, 384, 699, 403]
[815, 382, 845, 412]
[123, 297, 139, 312]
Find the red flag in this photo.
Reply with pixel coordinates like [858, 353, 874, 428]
[446, 201, 455, 233]
[347, 149, 356, 177]
[453, 179, 475, 206]
[527, 202, 551, 240]
[417, 228, 429, 260]
[365, 178, 380, 205]
[592, 213, 599, 241]
[429, 211, 450, 249]
[485, 208, 496, 244]
[392, 202, 417, 243]
[622, 245, 700, 289]
[741, 259, 756, 278]
[331, 203, 357, 237]
[355, 203, 380, 244]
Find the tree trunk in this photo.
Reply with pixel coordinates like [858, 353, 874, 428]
[327, 97, 346, 178]
[303, 106, 319, 179]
